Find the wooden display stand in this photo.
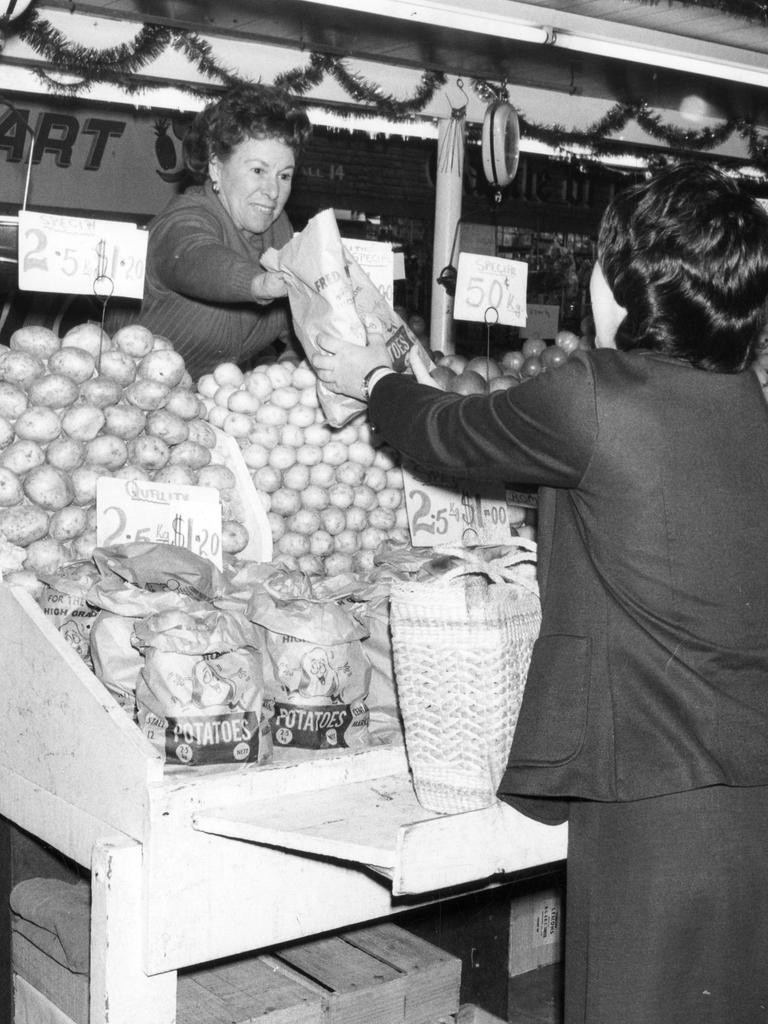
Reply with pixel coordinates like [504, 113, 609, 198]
[12, 912, 463, 1024]
[0, 584, 567, 1023]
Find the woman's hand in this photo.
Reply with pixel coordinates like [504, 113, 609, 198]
[313, 333, 392, 401]
[251, 270, 288, 305]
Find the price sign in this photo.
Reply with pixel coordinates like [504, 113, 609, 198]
[96, 477, 223, 569]
[18, 210, 147, 298]
[403, 465, 514, 547]
[520, 304, 560, 341]
[453, 251, 528, 327]
[343, 238, 394, 304]
[505, 485, 538, 509]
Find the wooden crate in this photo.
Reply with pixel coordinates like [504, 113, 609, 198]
[12, 916, 459, 1024]
[342, 922, 461, 1024]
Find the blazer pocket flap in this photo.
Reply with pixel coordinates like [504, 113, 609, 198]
[508, 634, 590, 765]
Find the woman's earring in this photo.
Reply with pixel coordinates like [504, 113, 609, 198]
[212, 181, 220, 194]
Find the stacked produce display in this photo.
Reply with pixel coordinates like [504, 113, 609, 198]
[0, 321, 251, 589]
[195, 358, 408, 577]
[0, 316, 604, 589]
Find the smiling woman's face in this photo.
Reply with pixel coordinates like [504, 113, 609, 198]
[209, 135, 296, 235]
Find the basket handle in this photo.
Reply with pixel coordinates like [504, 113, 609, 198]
[432, 539, 539, 593]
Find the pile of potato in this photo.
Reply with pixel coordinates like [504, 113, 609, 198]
[197, 359, 409, 577]
[0, 322, 248, 584]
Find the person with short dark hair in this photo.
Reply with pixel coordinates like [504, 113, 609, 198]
[109, 82, 312, 379]
[314, 162, 768, 1023]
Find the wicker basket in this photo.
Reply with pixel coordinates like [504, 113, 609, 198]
[389, 543, 541, 815]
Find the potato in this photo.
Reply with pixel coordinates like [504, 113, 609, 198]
[228, 389, 260, 415]
[111, 464, 150, 481]
[79, 376, 124, 408]
[70, 466, 100, 506]
[292, 362, 317, 389]
[48, 346, 96, 384]
[324, 552, 355, 576]
[14, 406, 62, 445]
[23, 464, 75, 511]
[48, 504, 88, 542]
[23, 537, 67, 576]
[197, 465, 236, 491]
[164, 387, 201, 420]
[166, 439, 211, 470]
[97, 349, 137, 386]
[0, 467, 23, 507]
[145, 408, 189, 446]
[0, 382, 27, 420]
[0, 505, 49, 546]
[27, 373, 79, 409]
[241, 443, 269, 470]
[124, 379, 170, 411]
[85, 434, 129, 471]
[137, 349, 186, 388]
[309, 530, 333, 556]
[277, 532, 310, 558]
[46, 437, 86, 472]
[222, 519, 249, 555]
[10, 325, 60, 360]
[222, 412, 251, 438]
[0, 351, 44, 388]
[1, 440, 45, 475]
[151, 335, 175, 351]
[62, 322, 111, 359]
[152, 465, 197, 486]
[197, 374, 218, 399]
[68, 529, 97, 561]
[112, 324, 154, 358]
[128, 434, 170, 471]
[0, 416, 13, 451]
[61, 404, 106, 441]
[102, 403, 146, 440]
[186, 419, 218, 448]
[207, 406, 229, 429]
[213, 362, 244, 388]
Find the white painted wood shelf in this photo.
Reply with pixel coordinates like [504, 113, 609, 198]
[0, 583, 567, 1024]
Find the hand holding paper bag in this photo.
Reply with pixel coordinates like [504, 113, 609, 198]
[262, 208, 434, 425]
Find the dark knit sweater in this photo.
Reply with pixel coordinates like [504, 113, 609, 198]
[109, 182, 294, 380]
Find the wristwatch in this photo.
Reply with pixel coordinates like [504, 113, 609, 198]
[362, 365, 393, 401]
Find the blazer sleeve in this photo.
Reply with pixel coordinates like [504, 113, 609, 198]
[367, 352, 598, 488]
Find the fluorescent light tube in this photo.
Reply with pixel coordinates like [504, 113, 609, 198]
[554, 31, 768, 90]
[295, 0, 550, 44]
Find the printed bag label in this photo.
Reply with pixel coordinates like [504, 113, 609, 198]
[161, 710, 264, 765]
[269, 699, 369, 749]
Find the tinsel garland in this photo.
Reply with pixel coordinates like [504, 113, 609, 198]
[10, 7, 768, 169]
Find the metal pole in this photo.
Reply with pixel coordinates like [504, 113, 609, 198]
[429, 112, 465, 355]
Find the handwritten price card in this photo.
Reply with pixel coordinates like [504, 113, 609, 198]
[343, 238, 394, 304]
[403, 466, 514, 547]
[453, 251, 528, 327]
[18, 210, 147, 298]
[96, 477, 223, 569]
[520, 303, 560, 341]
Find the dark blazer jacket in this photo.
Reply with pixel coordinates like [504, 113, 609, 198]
[369, 350, 768, 803]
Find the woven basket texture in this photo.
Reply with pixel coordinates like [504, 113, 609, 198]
[390, 573, 541, 815]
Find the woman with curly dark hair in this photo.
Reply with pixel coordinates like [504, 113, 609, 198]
[110, 83, 312, 379]
[314, 162, 768, 1023]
